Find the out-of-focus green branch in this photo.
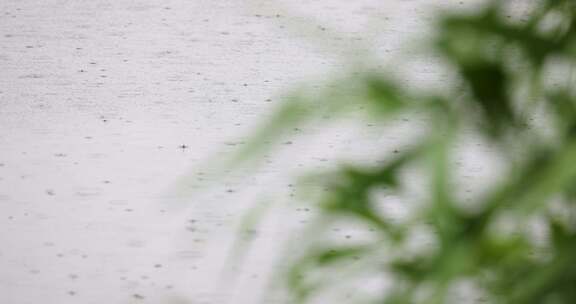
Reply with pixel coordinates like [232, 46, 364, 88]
[221, 1, 576, 303]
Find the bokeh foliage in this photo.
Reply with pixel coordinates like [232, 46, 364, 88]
[235, 1, 576, 303]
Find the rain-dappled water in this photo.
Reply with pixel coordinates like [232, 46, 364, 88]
[0, 0, 531, 303]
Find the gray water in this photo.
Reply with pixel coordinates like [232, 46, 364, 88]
[0, 0, 523, 303]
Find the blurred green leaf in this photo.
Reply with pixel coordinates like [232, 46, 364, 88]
[211, 1, 576, 303]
